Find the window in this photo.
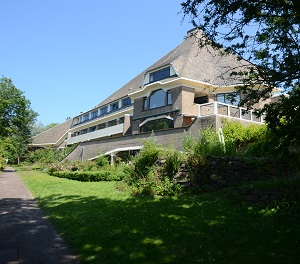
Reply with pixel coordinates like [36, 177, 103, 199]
[217, 92, 240, 106]
[84, 113, 89, 121]
[100, 106, 108, 116]
[110, 102, 119, 112]
[121, 97, 131, 108]
[108, 119, 117, 127]
[81, 129, 88, 134]
[140, 118, 174, 133]
[91, 110, 98, 119]
[119, 117, 124, 124]
[143, 97, 148, 110]
[194, 96, 208, 104]
[98, 123, 106, 130]
[167, 90, 172, 105]
[90, 126, 96, 132]
[149, 67, 170, 82]
[149, 89, 165, 109]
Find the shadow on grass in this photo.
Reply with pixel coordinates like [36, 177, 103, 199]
[36, 192, 300, 264]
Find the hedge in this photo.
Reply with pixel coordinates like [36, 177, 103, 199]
[49, 170, 126, 182]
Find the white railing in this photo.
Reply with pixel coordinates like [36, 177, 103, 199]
[198, 102, 264, 123]
[67, 124, 124, 145]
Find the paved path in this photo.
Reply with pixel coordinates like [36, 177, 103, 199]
[0, 167, 79, 264]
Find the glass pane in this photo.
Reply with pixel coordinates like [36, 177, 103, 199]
[167, 90, 172, 105]
[143, 97, 148, 110]
[149, 89, 165, 109]
[140, 118, 173, 133]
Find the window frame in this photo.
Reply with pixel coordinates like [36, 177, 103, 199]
[149, 67, 170, 83]
[149, 89, 166, 109]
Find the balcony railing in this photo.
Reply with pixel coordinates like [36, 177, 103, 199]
[67, 124, 124, 145]
[198, 102, 264, 123]
[72, 104, 133, 127]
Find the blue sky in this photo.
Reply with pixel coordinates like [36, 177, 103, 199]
[0, 0, 192, 125]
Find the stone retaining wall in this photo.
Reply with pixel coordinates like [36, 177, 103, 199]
[204, 156, 279, 187]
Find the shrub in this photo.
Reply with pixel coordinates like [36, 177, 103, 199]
[0, 157, 6, 171]
[50, 170, 126, 182]
[162, 149, 184, 177]
[26, 148, 64, 164]
[133, 137, 161, 177]
[94, 155, 110, 168]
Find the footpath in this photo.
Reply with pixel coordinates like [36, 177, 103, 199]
[0, 167, 79, 264]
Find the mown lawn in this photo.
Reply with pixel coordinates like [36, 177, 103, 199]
[18, 170, 299, 264]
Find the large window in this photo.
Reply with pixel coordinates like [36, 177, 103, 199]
[217, 92, 240, 106]
[149, 67, 170, 83]
[140, 118, 174, 133]
[121, 97, 131, 108]
[100, 106, 108, 116]
[149, 89, 165, 109]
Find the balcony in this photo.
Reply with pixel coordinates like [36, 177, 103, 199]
[198, 102, 264, 123]
[67, 124, 124, 145]
[72, 104, 133, 127]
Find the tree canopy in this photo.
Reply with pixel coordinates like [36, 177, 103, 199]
[181, 0, 300, 158]
[0, 77, 38, 163]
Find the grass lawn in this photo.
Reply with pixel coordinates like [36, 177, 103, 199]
[18, 170, 299, 264]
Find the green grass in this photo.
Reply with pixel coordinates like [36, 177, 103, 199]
[18, 171, 300, 264]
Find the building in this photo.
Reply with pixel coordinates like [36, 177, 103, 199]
[30, 28, 275, 162]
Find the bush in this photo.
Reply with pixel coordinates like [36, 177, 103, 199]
[162, 149, 184, 177]
[94, 155, 110, 168]
[26, 148, 65, 164]
[0, 157, 6, 171]
[50, 170, 126, 182]
[123, 138, 182, 196]
[133, 137, 161, 177]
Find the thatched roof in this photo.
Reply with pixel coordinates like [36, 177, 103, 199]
[31, 119, 72, 146]
[96, 28, 251, 107]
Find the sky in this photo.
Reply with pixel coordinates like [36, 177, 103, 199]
[0, 0, 192, 125]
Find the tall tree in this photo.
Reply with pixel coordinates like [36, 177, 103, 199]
[181, 0, 300, 157]
[0, 77, 38, 163]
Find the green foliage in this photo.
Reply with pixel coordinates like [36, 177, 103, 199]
[94, 155, 110, 168]
[0, 77, 38, 163]
[181, 1, 300, 167]
[133, 137, 161, 177]
[0, 157, 6, 171]
[162, 149, 184, 177]
[31, 121, 59, 136]
[50, 170, 126, 182]
[222, 119, 270, 157]
[26, 148, 65, 164]
[124, 138, 183, 196]
[19, 171, 300, 264]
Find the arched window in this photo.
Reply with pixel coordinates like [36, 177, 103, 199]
[140, 118, 174, 133]
[149, 89, 165, 109]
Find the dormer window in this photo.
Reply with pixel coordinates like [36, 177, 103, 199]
[100, 106, 108, 116]
[110, 102, 119, 112]
[121, 97, 131, 108]
[149, 67, 170, 83]
[84, 113, 89, 122]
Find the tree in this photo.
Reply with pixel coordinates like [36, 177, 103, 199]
[31, 121, 59, 136]
[181, 0, 300, 158]
[0, 77, 38, 163]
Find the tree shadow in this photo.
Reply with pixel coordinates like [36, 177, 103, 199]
[34, 192, 300, 264]
[0, 197, 78, 263]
